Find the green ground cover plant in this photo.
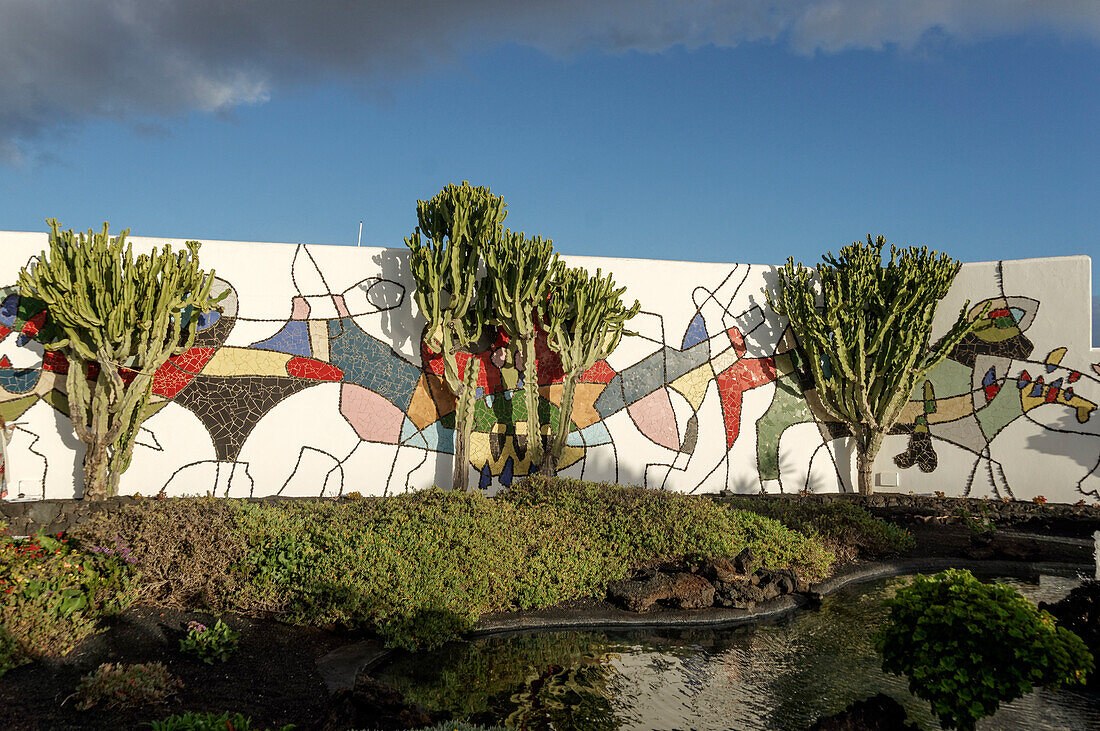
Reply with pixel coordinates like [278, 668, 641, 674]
[179, 619, 240, 664]
[75, 478, 835, 651]
[74, 661, 182, 710]
[876, 569, 1093, 730]
[721, 497, 914, 562]
[149, 710, 294, 731]
[0, 524, 137, 672]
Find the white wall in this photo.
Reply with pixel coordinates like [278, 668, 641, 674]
[0, 230, 1096, 502]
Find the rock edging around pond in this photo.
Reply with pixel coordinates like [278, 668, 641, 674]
[317, 556, 1094, 694]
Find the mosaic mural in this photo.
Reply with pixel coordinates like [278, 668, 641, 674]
[0, 232, 1097, 502]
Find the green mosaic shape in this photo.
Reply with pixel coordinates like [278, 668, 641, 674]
[915, 358, 971, 399]
[975, 384, 1024, 442]
[0, 394, 38, 424]
[452, 387, 567, 435]
[756, 375, 815, 480]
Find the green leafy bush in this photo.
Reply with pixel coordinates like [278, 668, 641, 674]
[722, 497, 913, 561]
[875, 569, 1093, 730]
[75, 661, 182, 710]
[0, 626, 27, 677]
[148, 710, 294, 731]
[179, 619, 240, 664]
[76, 480, 834, 652]
[0, 531, 136, 666]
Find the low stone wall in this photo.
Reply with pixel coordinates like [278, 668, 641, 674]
[4, 490, 1100, 538]
[711, 491, 1100, 530]
[0, 495, 337, 537]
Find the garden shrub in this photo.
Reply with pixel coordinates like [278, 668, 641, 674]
[179, 619, 240, 664]
[70, 496, 248, 609]
[237, 480, 832, 650]
[149, 710, 294, 731]
[723, 497, 913, 562]
[67, 480, 834, 652]
[74, 661, 182, 709]
[0, 530, 136, 666]
[875, 569, 1093, 730]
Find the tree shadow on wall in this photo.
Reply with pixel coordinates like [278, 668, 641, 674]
[371, 248, 418, 355]
[1022, 409, 1100, 477]
[743, 266, 788, 359]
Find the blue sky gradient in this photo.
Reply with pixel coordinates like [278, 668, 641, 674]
[0, 3, 1096, 302]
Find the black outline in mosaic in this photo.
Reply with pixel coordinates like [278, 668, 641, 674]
[156, 459, 255, 498]
[278, 445, 344, 497]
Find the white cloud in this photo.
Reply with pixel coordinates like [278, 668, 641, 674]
[1, 0, 1098, 161]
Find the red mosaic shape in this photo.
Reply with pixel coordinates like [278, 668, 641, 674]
[0, 355, 10, 368]
[983, 383, 1001, 403]
[580, 359, 616, 384]
[43, 351, 69, 373]
[420, 341, 505, 394]
[715, 357, 778, 448]
[20, 311, 46, 338]
[152, 347, 216, 398]
[286, 357, 344, 381]
[726, 327, 747, 357]
[0, 325, 11, 340]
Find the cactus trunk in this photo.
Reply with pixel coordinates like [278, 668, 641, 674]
[542, 373, 577, 475]
[451, 357, 480, 490]
[857, 429, 884, 496]
[522, 338, 542, 467]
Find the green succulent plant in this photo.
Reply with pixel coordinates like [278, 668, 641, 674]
[767, 235, 981, 495]
[405, 183, 506, 490]
[17, 220, 224, 499]
[484, 231, 559, 466]
[541, 265, 639, 473]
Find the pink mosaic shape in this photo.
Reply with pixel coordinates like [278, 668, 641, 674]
[291, 296, 311, 320]
[340, 383, 404, 444]
[627, 387, 680, 451]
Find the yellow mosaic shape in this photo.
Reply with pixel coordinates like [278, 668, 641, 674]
[669, 363, 713, 411]
[202, 347, 292, 377]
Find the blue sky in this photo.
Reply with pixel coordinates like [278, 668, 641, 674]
[0, 2, 1097, 302]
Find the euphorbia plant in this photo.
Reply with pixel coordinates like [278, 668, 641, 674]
[484, 231, 559, 467]
[18, 220, 225, 499]
[541, 265, 639, 473]
[405, 183, 506, 490]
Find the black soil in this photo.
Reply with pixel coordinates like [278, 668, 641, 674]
[0, 607, 350, 731]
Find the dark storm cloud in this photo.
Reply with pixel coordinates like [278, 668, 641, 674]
[1, 0, 1098, 164]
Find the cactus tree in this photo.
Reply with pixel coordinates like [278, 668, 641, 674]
[542, 265, 639, 474]
[17, 220, 224, 499]
[484, 231, 559, 467]
[767, 235, 980, 495]
[405, 182, 507, 490]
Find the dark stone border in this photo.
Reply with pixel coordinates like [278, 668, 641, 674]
[316, 557, 1096, 692]
[6, 490, 1100, 538]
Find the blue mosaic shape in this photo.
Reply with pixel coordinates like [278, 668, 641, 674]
[328, 318, 421, 410]
[0, 294, 18, 328]
[681, 312, 708, 349]
[479, 462, 492, 490]
[399, 418, 425, 447]
[408, 422, 455, 454]
[566, 420, 612, 447]
[251, 320, 311, 357]
[594, 375, 626, 418]
[499, 457, 515, 487]
[0, 367, 40, 394]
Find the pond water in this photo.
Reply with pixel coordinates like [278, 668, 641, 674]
[374, 573, 1100, 730]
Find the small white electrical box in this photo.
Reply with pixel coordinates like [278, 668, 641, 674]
[876, 472, 899, 487]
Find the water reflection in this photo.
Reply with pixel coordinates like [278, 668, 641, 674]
[375, 574, 1099, 730]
